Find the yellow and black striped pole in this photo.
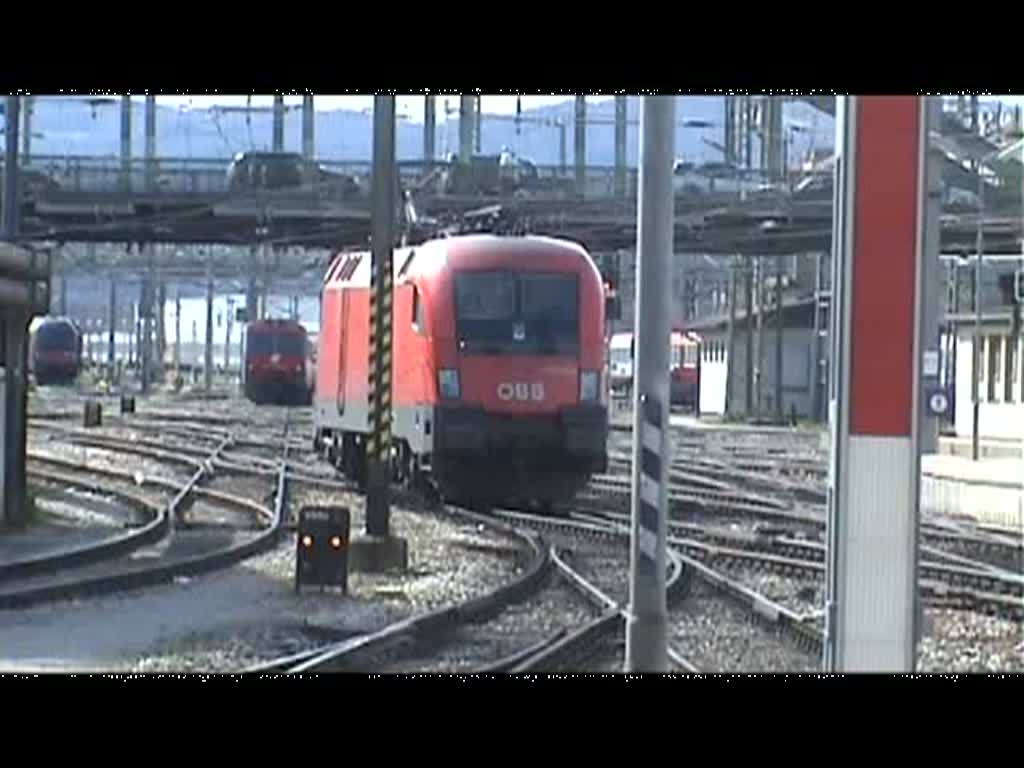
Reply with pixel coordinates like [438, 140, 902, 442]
[365, 95, 397, 537]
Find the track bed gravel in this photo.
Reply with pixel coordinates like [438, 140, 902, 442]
[918, 609, 1024, 672]
[670, 581, 819, 672]
[28, 442, 194, 488]
[378, 575, 596, 673]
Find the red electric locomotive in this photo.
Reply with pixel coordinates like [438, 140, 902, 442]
[313, 234, 609, 511]
[30, 317, 83, 386]
[242, 318, 315, 405]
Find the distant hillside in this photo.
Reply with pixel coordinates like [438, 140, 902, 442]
[22, 96, 836, 169]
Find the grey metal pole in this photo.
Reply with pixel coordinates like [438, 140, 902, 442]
[575, 96, 586, 198]
[224, 298, 233, 372]
[724, 96, 735, 166]
[475, 95, 482, 154]
[812, 251, 825, 421]
[156, 278, 166, 380]
[558, 121, 567, 175]
[21, 96, 32, 160]
[755, 256, 765, 419]
[775, 255, 784, 423]
[302, 95, 315, 160]
[120, 96, 131, 192]
[366, 94, 396, 538]
[918, 97, 943, 455]
[744, 259, 754, 415]
[459, 95, 474, 163]
[141, 248, 153, 395]
[615, 96, 628, 199]
[145, 95, 156, 191]
[204, 251, 214, 393]
[108, 277, 117, 368]
[724, 256, 738, 416]
[273, 95, 285, 153]
[3, 96, 20, 240]
[625, 95, 674, 673]
[3, 97, 26, 525]
[174, 289, 181, 377]
[424, 96, 436, 169]
[972, 159, 984, 461]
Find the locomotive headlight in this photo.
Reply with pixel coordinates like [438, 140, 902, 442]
[579, 370, 599, 402]
[438, 369, 460, 400]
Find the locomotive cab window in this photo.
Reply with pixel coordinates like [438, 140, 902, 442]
[455, 271, 579, 356]
[412, 285, 425, 333]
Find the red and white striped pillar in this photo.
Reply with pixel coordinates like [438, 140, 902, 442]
[824, 96, 934, 672]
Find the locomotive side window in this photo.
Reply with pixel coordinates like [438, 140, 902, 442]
[412, 285, 425, 333]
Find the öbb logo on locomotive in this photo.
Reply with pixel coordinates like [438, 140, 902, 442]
[497, 381, 545, 402]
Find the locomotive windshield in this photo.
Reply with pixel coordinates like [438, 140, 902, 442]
[455, 271, 578, 355]
[35, 322, 78, 351]
[246, 330, 306, 357]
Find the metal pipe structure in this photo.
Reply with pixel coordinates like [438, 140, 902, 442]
[625, 95, 674, 673]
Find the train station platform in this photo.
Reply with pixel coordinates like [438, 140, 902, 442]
[921, 454, 1023, 529]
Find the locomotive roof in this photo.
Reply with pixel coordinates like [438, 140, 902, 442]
[323, 234, 596, 290]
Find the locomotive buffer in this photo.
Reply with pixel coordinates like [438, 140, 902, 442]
[349, 95, 409, 574]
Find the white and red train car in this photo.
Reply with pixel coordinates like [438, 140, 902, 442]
[669, 328, 700, 408]
[313, 234, 609, 510]
[606, 328, 700, 408]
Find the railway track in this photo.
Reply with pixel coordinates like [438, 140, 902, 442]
[474, 508, 819, 670]
[5, 412, 295, 610]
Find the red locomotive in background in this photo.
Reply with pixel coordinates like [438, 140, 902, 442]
[313, 234, 609, 511]
[242, 318, 315, 405]
[29, 317, 83, 386]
